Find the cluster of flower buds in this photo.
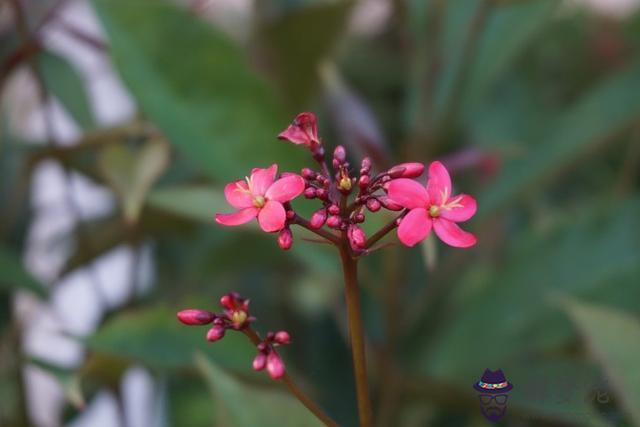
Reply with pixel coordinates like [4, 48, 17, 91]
[215, 112, 477, 251]
[177, 292, 292, 380]
[177, 292, 254, 342]
[252, 331, 290, 380]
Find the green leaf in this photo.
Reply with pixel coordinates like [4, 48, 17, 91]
[147, 186, 226, 224]
[0, 245, 47, 299]
[481, 60, 640, 214]
[98, 139, 170, 224]
[92, 0, 303, 182]
[38, 50, 95, 130]
[86, 306, 253, 370]
[465, 0, 556, 104]
[195, 353, 323, 427]
[420, 198, 640, 383]
[257, 0, 354, 109]
[564, 300, 640, 426]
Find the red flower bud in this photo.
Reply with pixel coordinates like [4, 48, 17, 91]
[277, 228, 293, 250]
[274, 331, 291, 345]
[266, 352, 285, 380]
[379, 196, 403, 211]
[366, 198, 381, 212]
[316, 188, 328, 200]
[328, 205, 340, 215]
[253, 353, 267, 371]
[206, 325, 226, 342]
[327, 215, 342, 229]
[361, 157, 371, 173]
[304, 187, 317, 199]
[301, 167, 316, 179]
[348, 225, 366, 249]
[392, 162, 424, 178]
[309, 209, 327, 229]
[177, 309, 216, 325]
[359, 175, 370, 188]
[333, 145, 346, 164]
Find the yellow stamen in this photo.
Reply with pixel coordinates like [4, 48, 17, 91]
[231, 310, 247, 326]
[253, 195, 265, 208]
[429, 205, 440, 217]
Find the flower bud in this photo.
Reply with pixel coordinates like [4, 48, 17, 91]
[266, 352, 285, 380]
[333, 145, 346, 164]
[277, 228, 293, 250]
[177, 309, 216, 325]
[206, 325, 226, 342]
[366, 198, 381, 212]
[389, 162, 424, 178]
[328, 205, 340, 215]
[274, 331, 291, 345]
[253, 353, 267, 371]
[355, 213, 365, 223]
[304, 187, 317, 199]
[309, 208, 327, 229]
[379, 196, 403, 211]
[359, 175, 370, 188]
[286, 209, 295, 219]
[315, 188, 328, 200]
[327, 215, 342, 229]
[348, 225, 366, 249]
[301, 167, 316, 179]
[361, 157, 372, 174]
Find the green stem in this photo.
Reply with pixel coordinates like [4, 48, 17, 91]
[339, 245, 373, 427]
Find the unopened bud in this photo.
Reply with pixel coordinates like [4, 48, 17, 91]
[286, 209, 295, 219]
[301, 168, 315, 179]
[266, 352, 285, 380]
[253, 353, 267, 371]
[177, 309, 216, 325]
[359, 175, 370, 188]
[316, 188, 328, 200]
[277, 228, 293, 250]
[304, 187, 317, 199]
[309, 209, 327, 229]
[355, 213, 365, 223]
[333, 145, 346, 164]
[389, 162, 424, 178]
[206, 325, 226, 342]
[366, 198, 381, 212]
[348, 225, 366, 249]
[274, 331, 291, 345]
[361, 157, 371, 173]
[328, 205, 340, 215]
[327, 215, 342, 228]
[379, 196, 403, 211]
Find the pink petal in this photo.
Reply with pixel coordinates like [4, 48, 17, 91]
[387, 179, 429, 209]
[426, 161, 452, 205]
[224, 180, 254, 208]
[215, 207, 259, 226]
[278, 125, 311, 145]
[277, 112, 318, 146]
[433, 218, 476, 248]
[250, 164, 277, 196]
[440, 194, 477, 222]
[257, 200, 286, 232]
[397, 208, 432, 247]
[265, 174, 305, 202]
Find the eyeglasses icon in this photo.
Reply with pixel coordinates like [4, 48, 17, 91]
[479, 394, 508, 405]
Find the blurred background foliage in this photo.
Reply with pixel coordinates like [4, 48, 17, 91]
[1, 0, 640, 426]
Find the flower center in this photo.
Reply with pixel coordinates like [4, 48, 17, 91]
[429, 205, 440, 217]
[231, 310, 248, 327]
[253, 195, 266, 208]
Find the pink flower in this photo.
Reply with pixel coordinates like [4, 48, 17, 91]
[387, 161, 477, 248]
[278, 112, 319, 147]
[215, 165, 305, 233]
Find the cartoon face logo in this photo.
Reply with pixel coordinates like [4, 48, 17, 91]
[473, 369, 513, 422]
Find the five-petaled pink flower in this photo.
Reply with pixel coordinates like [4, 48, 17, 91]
[387, 161, 477, 248]
[215, 165, 305, 232]
[277, 112, 319, 147]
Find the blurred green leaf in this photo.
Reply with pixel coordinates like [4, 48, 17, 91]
[481, 60, 640, 214]
[38, 50, 95, 130]
[257, 0, 354, 109]
[565, 299, 640, 425]
[86, 306, 253, 370]
[195, 352, 323, 427]
[93, 0, 303, 182]
[98, 139, 170, 224]
[0, 245, 47, 299]
[420, 197, 640, 382]
[465, 0, 556, 105]
[30, 358, 85, 410]
[147, 185, 225, 224]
